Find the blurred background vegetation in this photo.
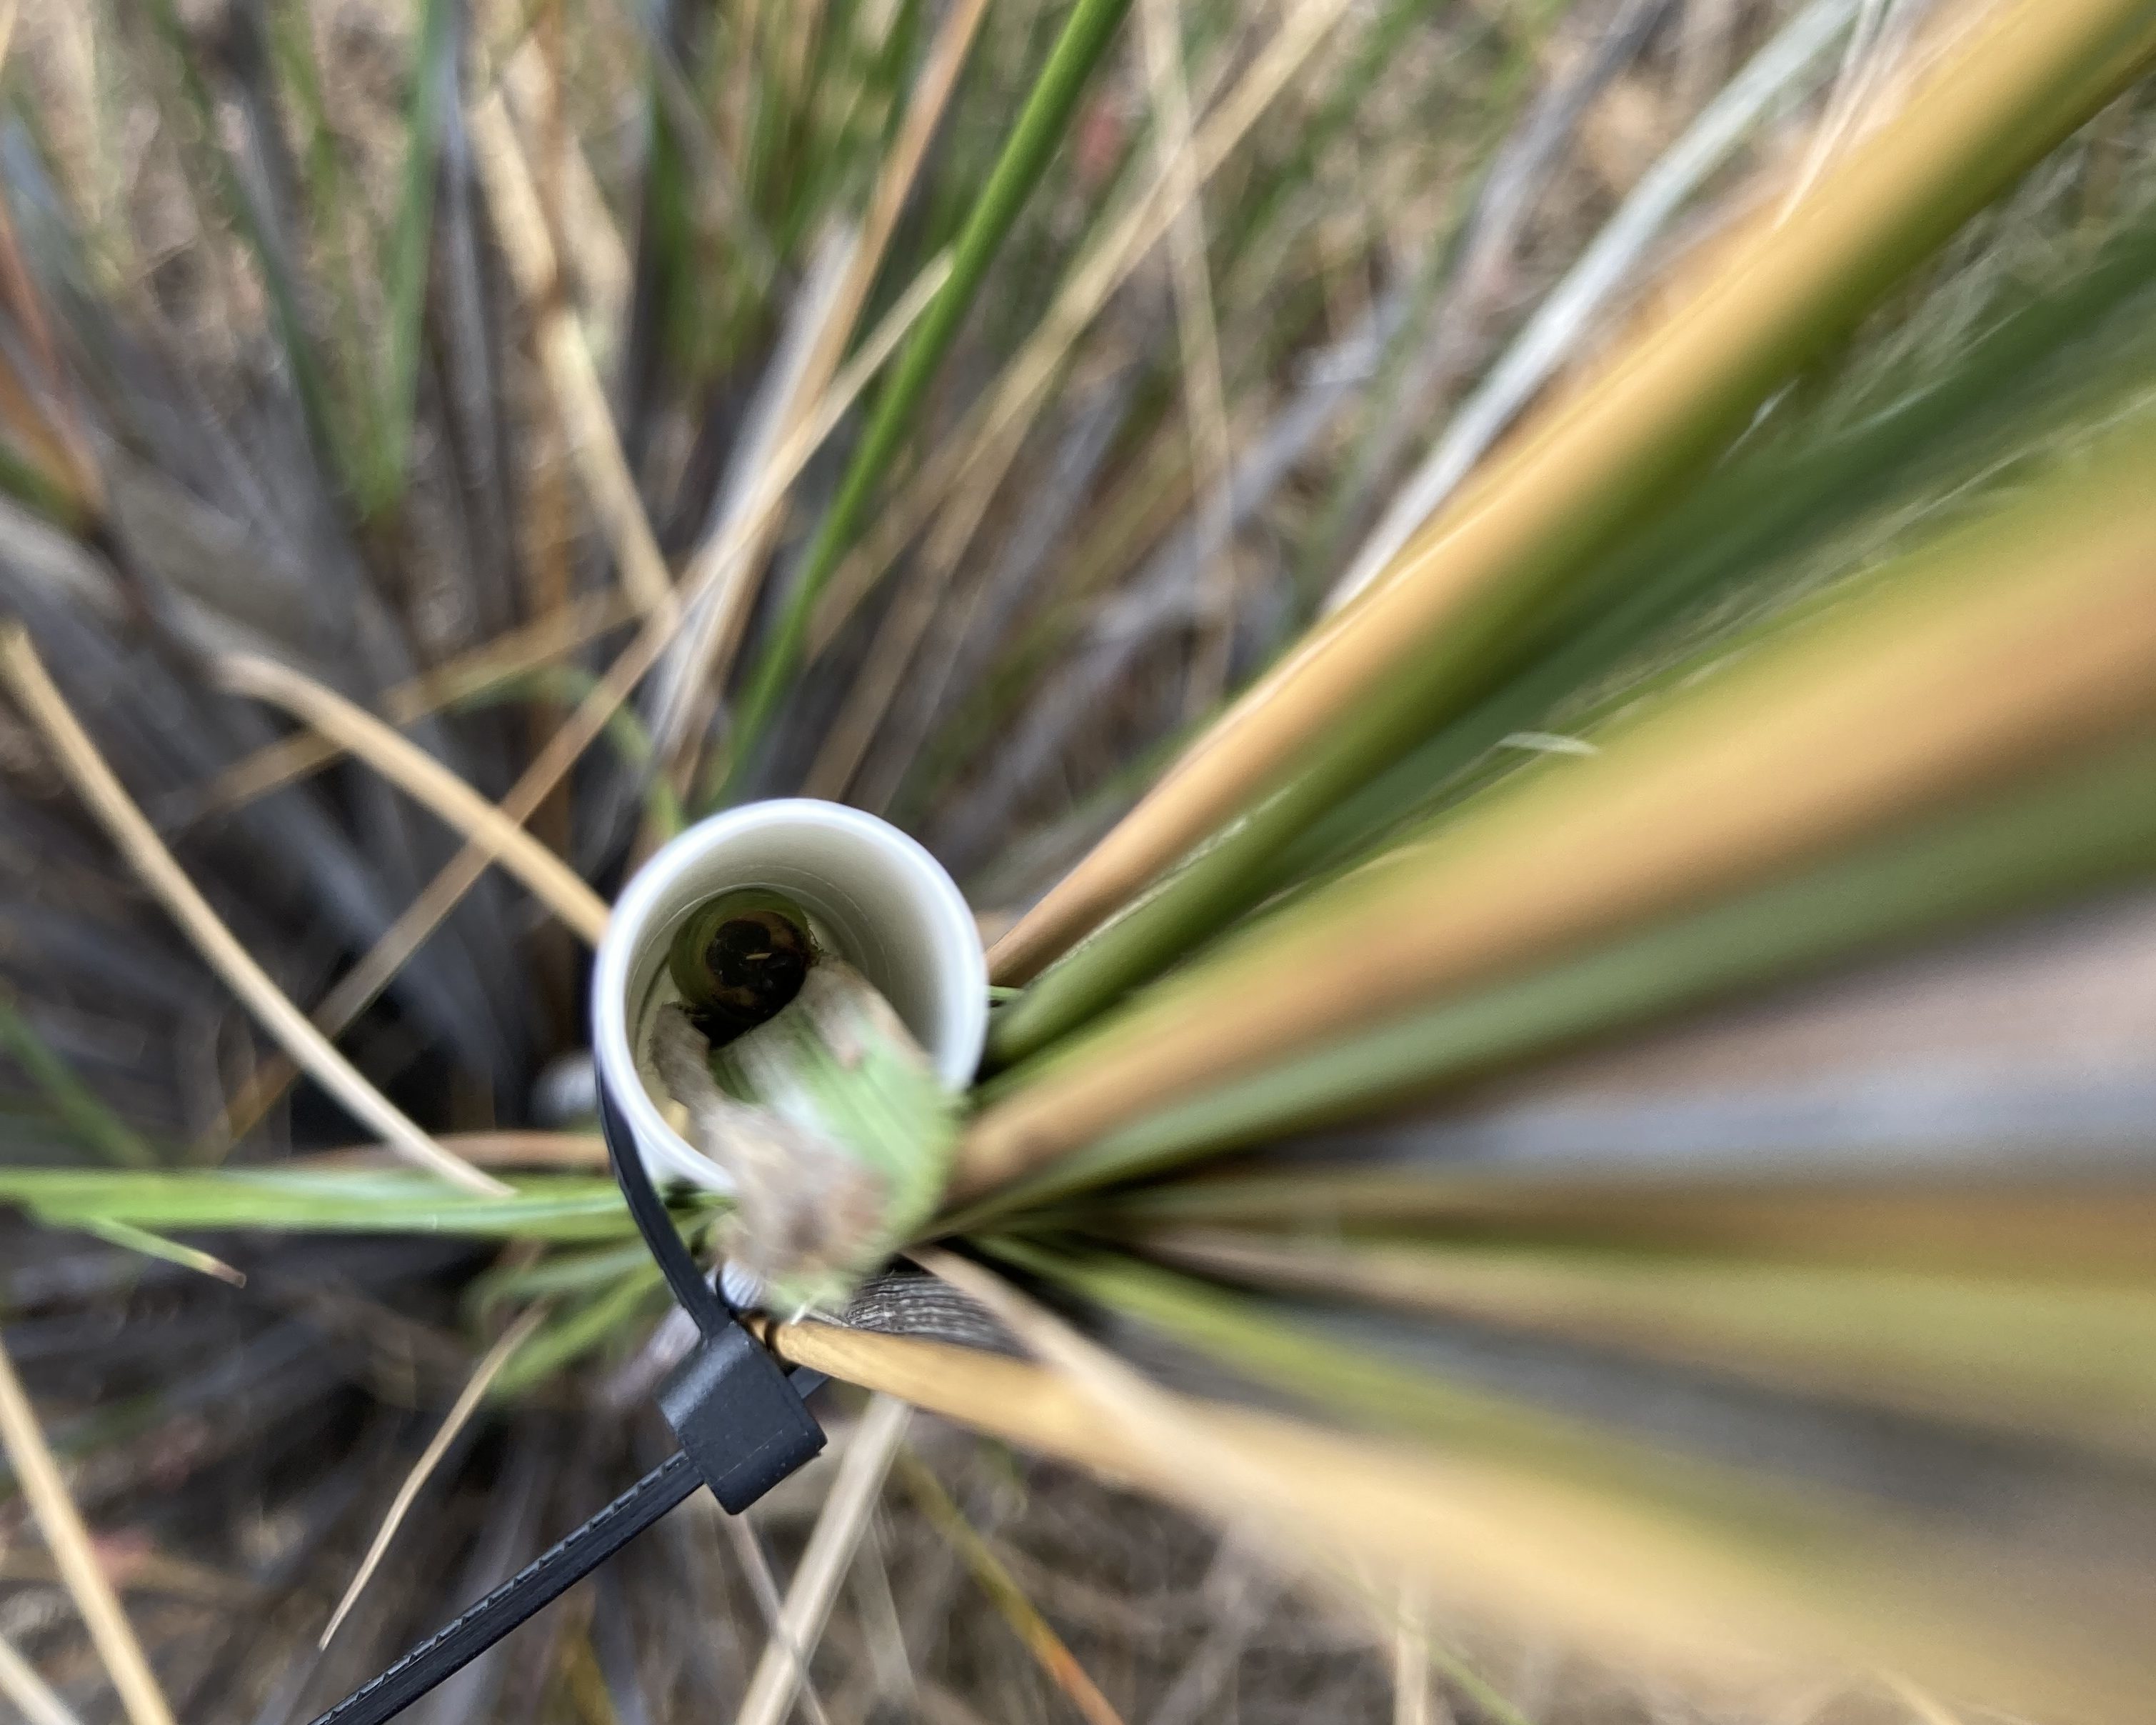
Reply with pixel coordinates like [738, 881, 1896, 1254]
[1, 0, 2155, 1720]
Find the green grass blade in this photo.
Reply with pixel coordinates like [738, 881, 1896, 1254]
[953, 728, 2156, 1221]
[0, 986, 157, 1167]
[490, 1264, 668, 1396]
[720, 0, 1135, 794]
[468, 1240, 663, 1319]
[1270, 209, 2156, 892]
[0, 1168, 701, 1242]
[368, 0, 456, 516]
[963, 406, 2156, 1193]
[990, 188, 2156, 1067]
[71, 1215, 244, 1284]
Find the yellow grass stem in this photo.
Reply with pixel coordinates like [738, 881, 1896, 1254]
[297, 1131, 607, 1171]
[497, 36, 631, 342]
[893, 1446, 1129, 1725]
[0, 1628, 82, 1725]
[756, 1311, 2147, 1716]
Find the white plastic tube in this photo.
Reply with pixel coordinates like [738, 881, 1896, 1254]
[592, 800, 986, 1191]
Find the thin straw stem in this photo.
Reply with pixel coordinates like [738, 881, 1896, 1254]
[210, 245, 947, 1142]
[734, 1394, 912, 1725]
[468, 79, 675, 619]
[1325, 0, 1864, 611]
[1136, 0, 1235, 714]
[185, 592, 634, 819]
[0, 1630, 83, 1725]
[319, 1306, 549, 1646]
[0, 625, 506, 1194]
[694, 0, 999, 760]
[0, 1331, 176, 1725]
[297, 1131, 606, 1170]
[893, 1446, 1129, 1725]
[217, 651, 611, 943]
[803, 0, 1357, 664]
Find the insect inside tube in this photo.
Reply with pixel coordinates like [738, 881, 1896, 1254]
[666, 889, 818, 1044]
[650, 888, 958, 1315]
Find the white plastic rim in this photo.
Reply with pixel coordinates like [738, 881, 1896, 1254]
[592, 799, 987, 1192]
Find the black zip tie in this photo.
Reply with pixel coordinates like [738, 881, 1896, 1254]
[302, 1081, 826, 1725]
[304, 1452, 701, 1725]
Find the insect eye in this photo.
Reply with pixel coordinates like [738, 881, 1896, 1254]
[666, 889, 816, 1044]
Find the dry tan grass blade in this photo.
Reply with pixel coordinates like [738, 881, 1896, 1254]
[496, 36, 631, 338]
[212, 634, 671, 1149]
[798, 0, 1350, 799]
[1390, 1591, 1435, 1725]
[642, 0, 985, 784]
[0, 1331, 175, 1725]
[663, 244, 956, 764]
[814, 0, 988, 376]
[0, 625, 508, 1194]
[984, 0, 2156, 986]
[319, 1306, 548, 1648]
[957, 429, 2156, 1194]
[733, 1394, 912, 1725]
[908, 1246, 1318, 1564]
[0, 1628, 83, 1725]
[189, 592, 634, 819]
[298, 1131, 606, 1171]
[467, 79, 674, 621]
[216, 651, 611, 943]
[694, 1501, 840, 1725]
[892, 1446, 1129, 1725]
